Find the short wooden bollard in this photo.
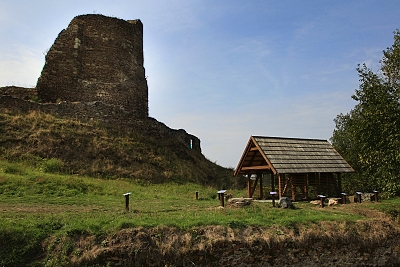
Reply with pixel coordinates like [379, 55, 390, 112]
[373, 190, 379, 202]
[195, 191, 199, 200]
[341, 192, 347, 204]
[270, 191, 277, 207]
[356, 192, 363, 203]
[318, 195, 326, 208]
[123, 192, 131, 211]
[217, 190, 226, 207]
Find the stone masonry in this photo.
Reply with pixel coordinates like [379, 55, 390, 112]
[36, 14, 148, 118]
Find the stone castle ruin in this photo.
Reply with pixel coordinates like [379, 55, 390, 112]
[37, 15, 148, 118]
[0, 14, 200, 151]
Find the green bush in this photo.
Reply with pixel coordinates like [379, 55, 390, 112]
[41, 158, 63, 173]
[0, 162, 25, 175]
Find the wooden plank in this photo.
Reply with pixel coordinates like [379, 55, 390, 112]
[241, 165, 271, 171]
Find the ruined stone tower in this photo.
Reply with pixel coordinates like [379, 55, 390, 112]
[1, 14, 201, 151]
[36, 14, 148, 118]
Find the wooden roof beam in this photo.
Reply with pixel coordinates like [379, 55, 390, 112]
[241, 165, 271, 171]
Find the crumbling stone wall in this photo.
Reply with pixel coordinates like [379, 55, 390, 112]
[0, 86, 37, 100]
[0, 95, 201, 151]
[36, 14, 148, 118]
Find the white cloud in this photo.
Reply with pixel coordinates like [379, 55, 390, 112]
[0, 45, 43, 87]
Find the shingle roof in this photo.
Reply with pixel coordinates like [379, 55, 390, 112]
[234, 136, 354, 175]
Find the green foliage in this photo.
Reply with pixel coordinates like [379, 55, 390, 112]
[1, 161, 26, 175]
[41, 158, 64, 173]
[331, 30, 400, 197]
[381, 29, 400, 91]
[0, 217, 60, 267]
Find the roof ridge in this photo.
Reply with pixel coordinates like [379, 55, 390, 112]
[252, 135, 328, 142]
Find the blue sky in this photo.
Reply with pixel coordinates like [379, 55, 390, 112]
[1, 1, 399, 168]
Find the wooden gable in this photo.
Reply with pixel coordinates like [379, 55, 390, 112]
[234, 136, 275, 175]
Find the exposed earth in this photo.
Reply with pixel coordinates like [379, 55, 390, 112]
[40, 203, 400, 267]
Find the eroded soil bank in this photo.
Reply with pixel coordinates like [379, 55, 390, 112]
[43, 219, 400, 267]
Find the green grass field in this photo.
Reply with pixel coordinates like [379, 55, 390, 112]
[1, 159, 399, 266]
[0, 160, 365, 231]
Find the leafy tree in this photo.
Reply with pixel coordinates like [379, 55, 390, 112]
[331, 30, 400, 197]
[381, 29, 400, 91]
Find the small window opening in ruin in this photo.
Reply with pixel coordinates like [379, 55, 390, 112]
[190, 139, 193, 149]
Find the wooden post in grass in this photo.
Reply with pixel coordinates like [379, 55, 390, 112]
[218, 190, 226, 207]
[123, 193, 131, 211]
[270, 191, 277, 207]
[195, 191, 199, 200]
[356, 192, 362, 203]
[373, 190, 379, 202]
[341, 192, 347, 204]
[318, 195, 326, 208]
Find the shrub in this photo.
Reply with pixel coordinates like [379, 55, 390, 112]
[41, 158, 63, 173]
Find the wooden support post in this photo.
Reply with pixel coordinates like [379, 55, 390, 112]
[278, 174, 282, 199]
[373, 190, 379, 202]
[327, 174, 331, 196]
[247, 175, 251, 198]
[123, 193, 131, 212]
[304, 185, 308, 200]
[218, 190, 226, 207]
[341, 192, 347, 204]
[356, 192, 362, 203]
[270, 191, 277, 207]
[250, 177, 259, 198]
[318, 173, 321, 194]
[195, 191, 199, 200]
[271, 173, 275, 193]
[291, 183, 295, 201]
[259, 172, 263, 199]
[318, 195, 326, 208]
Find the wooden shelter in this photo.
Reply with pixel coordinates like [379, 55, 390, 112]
[234, 136, 354, 200]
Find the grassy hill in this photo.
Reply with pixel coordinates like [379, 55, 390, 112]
[0, 110, 241, 188]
